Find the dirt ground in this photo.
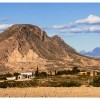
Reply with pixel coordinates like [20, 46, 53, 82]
[0, 86, 100, 97]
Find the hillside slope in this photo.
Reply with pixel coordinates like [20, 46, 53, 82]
[0, 24, 100, 74]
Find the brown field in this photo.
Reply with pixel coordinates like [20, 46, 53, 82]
[0, 86, 100, 97]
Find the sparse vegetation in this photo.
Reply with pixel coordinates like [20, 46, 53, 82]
[89, 76, 100, 87]
[47, 81, 81, 87]
[6, 72, 12, 77]
[72, 67, 80, 75]
[56, 67, 80, 75]
[13, 72, 20, 77]
[39, 72, 47, 77]
[0, 81, 7, 88]
[0, 80, 39, 88]
[0, 74, 7, 80]
[58, 81, 81, 87]
[0, 66, 99, 88]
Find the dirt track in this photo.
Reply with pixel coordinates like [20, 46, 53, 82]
[0, 86, 100, 97]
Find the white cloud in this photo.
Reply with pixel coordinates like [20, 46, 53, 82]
[75, 15, 100, 24]
[60, 27, 88, 33]
[52, 23, 74, 29]
[0, 24, 13, 31]
[42, 15, 100, 31]
[60, 26, 100, 33]
[89, 26, 100, 32]
[41, 23, 74, 30]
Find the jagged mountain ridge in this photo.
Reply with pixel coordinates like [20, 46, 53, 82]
[0, 24, 77, 61]
[0, 24, 100, 74]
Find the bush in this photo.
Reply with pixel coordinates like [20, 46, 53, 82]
[39, 72, 47, 77]
[13, 72, 20, 76]
[58, 81, 81, 87]
[89, 76, 100, 87]
[56, 67, 80, 76]
[0, 80, 39, 88]
[48, 81, 81, 87]
[48, 81, 59, 87]
[6, 73, 12, 77]
[56, 70, 67, 75]
[0, 75, 7, 80]
[71, 67, 80, 75]
[0, 81, 8, 88]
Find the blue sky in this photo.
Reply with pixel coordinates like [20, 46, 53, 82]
[0, 3, 100, 52]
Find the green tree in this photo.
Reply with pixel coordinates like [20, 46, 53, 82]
[13, 72, 20, 76]
[90, 76, 100, 87]
[35, 66, 39, 77]
[13, 72, 20, 80]
[39, 72, 47, 77]
[6, 72, 12, 77]
[72, 67, 80, 75]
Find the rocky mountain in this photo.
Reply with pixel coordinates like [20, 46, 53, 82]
[79, 47, 100, 58]
[0, 24, 100, 74]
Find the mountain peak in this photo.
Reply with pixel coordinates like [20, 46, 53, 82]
[0, 24, 47, 42]
[10, 24, 39, 28]
[0, 24, 100, 73]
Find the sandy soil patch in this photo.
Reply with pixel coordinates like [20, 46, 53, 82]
[0, 86, 100, 97]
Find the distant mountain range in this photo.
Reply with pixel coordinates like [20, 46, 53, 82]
[79, 47, 100, 58]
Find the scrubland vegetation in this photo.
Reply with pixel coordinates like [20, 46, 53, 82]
[0, 67, 100, 88]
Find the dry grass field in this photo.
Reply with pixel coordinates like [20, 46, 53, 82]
[0, 86, 100, 97]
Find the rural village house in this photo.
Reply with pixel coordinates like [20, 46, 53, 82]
[7, 72, 34, 81]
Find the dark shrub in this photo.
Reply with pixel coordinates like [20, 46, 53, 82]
[0, 81, 8, 88]
[58, 81, 81, 87]
[66, 70, 73, 75]
[72, 67, 80, 75]
[56, 70, 67, 75]
[56, 67, 80, 76]
[6, 73, 12, 77]
[13, 72, 20, 76]
[48, 81, 81, 87]
[39, 72, 47, 77]
[0, 75, 7, 80]
[0, 80, 39, 88]
[97, 72, 100, 75]
[13, 72, 20, 80]
[90, 76, 100, 87]
[48, 81, 59, 87]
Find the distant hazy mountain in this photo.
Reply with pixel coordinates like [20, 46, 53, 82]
[79, 47, 100, 58]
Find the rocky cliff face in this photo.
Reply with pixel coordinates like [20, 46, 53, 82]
[0, 24, 100, 74]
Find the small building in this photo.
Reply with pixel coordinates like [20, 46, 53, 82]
[79, 70, 98, 76]
[78, 71, 87, 75]
[7, 76, 16, 81]
[17, 72, 34, 80]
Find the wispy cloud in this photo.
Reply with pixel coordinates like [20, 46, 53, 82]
[42, 15, 100, 34]
[0, 18, 12, 32]
[1, 15, 100, 34]
[41, 23, 74, 30]
[0, 18, 11, 22]
[0, 24, 13, 31]
[60, 26, 100, 33]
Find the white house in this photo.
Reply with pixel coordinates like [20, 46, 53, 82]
[17, 72, 34, 80]
[7, 76, 16, 80]
[78, 71, 87, 75]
